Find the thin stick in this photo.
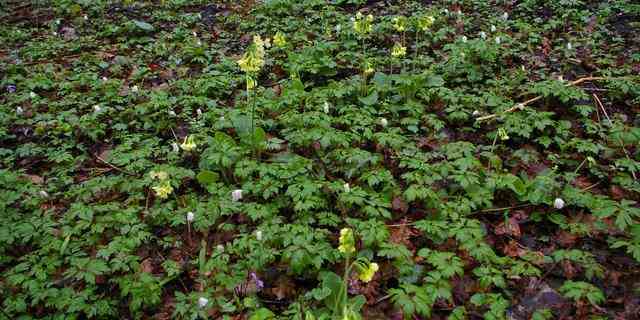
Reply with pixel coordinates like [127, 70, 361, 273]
[592, 93, 637, 180]
[476, 76, 607, 122]
[94, 154, 138, 176]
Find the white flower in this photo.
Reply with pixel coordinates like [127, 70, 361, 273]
[197, 297, 209, 308]
[256, 230, 263, 241]
[502, 12, 509, 20]
[53, 31, 58, 36]
[16, 106, 24, 115]
[456, 10, 462, 15]
[495, 36, 501, 44]
[335, 24, 341, 33]
[84, 15, 88, 21]
[472, 110, 481, 117]
[186, 211, 195, 222]
[29, 92, 36, 98]
[343, 183, 351, 193]
[131, 85, 139, 93]
[491, 25, 496, 32]
[219, 116, 225, 121]
[461, 35, 467, 43]
[102, 76, 108, 81]
[323, 101, 330, 113]
[196, 108, 203, 117]
[479, 31, 487, 39]
[554, 198, 565, 209]
[171, 142, 179, 152]
[231, 189, 243, 202]
[197, 40, 202, 46]
[567, 42, 572, 50]
[379, 118, 388, 127]
[216, 244, 225, 252]
[93, 105, 101, 112]
[169, 110, 176, 116]
[192, 31, 197, 37]
[39, 190, 49, 198]
[443, 8, 449, 14]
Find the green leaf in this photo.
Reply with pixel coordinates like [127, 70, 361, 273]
[133, 20, 154, 32]
[249, 308, 275, 320]
[358, 91, 378, 106]
[196, 170, 219, 185]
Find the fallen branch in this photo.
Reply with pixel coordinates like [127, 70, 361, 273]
[592, 93, 637, 180]
[475, 76, 606, 122]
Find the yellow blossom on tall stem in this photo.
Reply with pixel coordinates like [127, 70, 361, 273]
[273, 31, 286, 48]
[237, 35, 267, 157]
[338, 228, 355, 255]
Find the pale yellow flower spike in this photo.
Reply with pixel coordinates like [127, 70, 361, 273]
[358, 262, 379, 282]
[338, 228, 355, 254]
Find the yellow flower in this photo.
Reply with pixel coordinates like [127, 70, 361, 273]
[417, 15, 435, 31]
[152, 181, 173, 199]
[237, 35, 266, 74]
[363, 61, 374, 75]
[338, 228, 355, 254]
[392, 16, 407, 32]
[149, 170, 168, 180]
[497, 128, 509, 141]
[180, 135, 196, 152]
[273, 31, 286, 48]
[353, 12, 374, 37]
[358, 262, 379, 282]
[391, 43, 406, 58]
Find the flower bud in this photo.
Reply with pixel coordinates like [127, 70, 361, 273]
[198, 297, 209, 308]
[554, 198, 565, 209]
[231, 189, 243, 202]
[186, 211, 195, 222]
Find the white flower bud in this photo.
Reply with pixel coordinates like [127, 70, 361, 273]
[131, 85, 139, 93]
[343, 183, 351, 193]
[171, 142, 179, 152]
[93, 105, 102, 112]
[192, 31, 197, 37]
[16, 106, 24, 115]
[196, 108, 203, 117]
[379, 118, 388, 127]
[502, 12, 509, 20]
[495, 36, 501, 44]
[186, 211, 195, 222]
[84, 15, 88, 21]
[256, 230, 263, 241]
[216, 244, 224, 252]
[567, 42, 572, 50]
[554, 198, 565, 209]
[472, 110, 481, 117]
[491, 25, 496, 32]
[29, 92, 36, 99]
[323, 101, 330, 114]
[168, 110, 176, 116]
[461, 35, 467, 43]
[231, 189, 243, 202]
[102, 76, 108, 82]
[480, 31, 487, 39]
[39, 190, 49, 198]
[198, 297, 209, 308]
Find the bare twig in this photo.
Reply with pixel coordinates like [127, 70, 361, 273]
[592, 93, 637, 180]
[476, 76, 607, 122]
[93, 153, 138, 177]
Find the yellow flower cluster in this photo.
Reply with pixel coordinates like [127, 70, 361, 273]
[338, 228, 355, 254]
[273, 31, 286, 48]
[392, 16, 407, 32]
[180, 135, 196, 152]
[363, 60, 374, 75]
[237, 35, 266, 74]
[150, 171, 173, 199]
[417, 15, 435, 31]
[358, 262, 379, 283]
[391, 43, 406, 58]
[353, 12, 374, 37]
